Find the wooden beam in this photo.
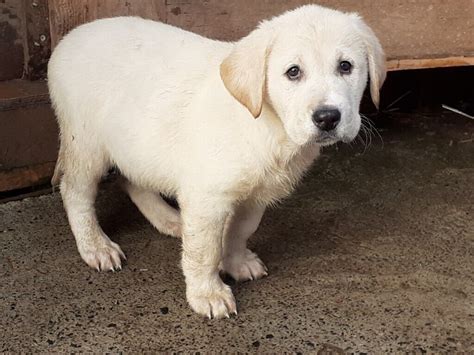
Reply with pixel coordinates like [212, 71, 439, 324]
[387, 56, 474, 71]
[0, 162, 55, 192]
[0, 80, 58, 191]
[0, 0, 26, 80]
[23, 0, 51, 80]
[0, 79, 50, 111]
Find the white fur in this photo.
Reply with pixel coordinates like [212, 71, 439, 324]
[48, 5, 385, 318]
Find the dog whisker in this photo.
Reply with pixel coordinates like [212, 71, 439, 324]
[361, 114, 384, 148]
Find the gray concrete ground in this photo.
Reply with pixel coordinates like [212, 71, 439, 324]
[1, 112, 473, 353]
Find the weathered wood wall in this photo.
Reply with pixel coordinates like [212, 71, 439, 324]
[24, 0, 51, 80]
[0, 0, 26, 80]
[48, 0, 474, 70]
[2, 0, 474, 78]
[0, 0, 51, 81]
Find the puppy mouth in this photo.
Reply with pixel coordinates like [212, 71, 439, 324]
[314, 131, 357, 146]
[314, 132, 339, 145]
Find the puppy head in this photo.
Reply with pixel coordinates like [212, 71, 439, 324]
[220, 5, 386, 146]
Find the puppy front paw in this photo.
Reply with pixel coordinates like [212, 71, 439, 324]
[223, 249, 268, 282]
[187, 283, 237, 319]
[78, 237, 126, 272]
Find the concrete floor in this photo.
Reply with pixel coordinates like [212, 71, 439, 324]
[1, 112, 473, 353]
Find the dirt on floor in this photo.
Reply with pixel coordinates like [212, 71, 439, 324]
[1, 111, 473, 353]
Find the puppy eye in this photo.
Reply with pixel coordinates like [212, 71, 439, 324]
[286, 65, 301, 80]
[339, 61, 352, 74]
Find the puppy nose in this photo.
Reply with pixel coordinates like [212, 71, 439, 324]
[312, 107, 341, 131]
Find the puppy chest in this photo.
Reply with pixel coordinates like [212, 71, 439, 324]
[250, 162, 308, 205]
[250, 146, 320, 205]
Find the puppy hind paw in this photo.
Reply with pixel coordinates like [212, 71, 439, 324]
[223, 249, 268, 282]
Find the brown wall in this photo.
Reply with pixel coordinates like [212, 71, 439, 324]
[2, 0, 474, 79]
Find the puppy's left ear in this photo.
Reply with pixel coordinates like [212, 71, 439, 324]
[220, 28, 271, 118]
[353, 16, 387, 109]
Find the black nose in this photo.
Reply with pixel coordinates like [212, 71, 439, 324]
[312, 107, 341, 131]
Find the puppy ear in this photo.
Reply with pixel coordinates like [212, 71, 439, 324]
[353, 16, 387, 109]
[220, 29, 270, 118]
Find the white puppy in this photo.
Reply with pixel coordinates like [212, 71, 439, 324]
[48, 4, 385, 318]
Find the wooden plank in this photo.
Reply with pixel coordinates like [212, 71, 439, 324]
[164, 0, 474, 62]
[48, 0, 167, 47]
[47, 0, 474, 70]
[0, 80, 57, 192]
[387, 56, 474, 71]
[23, 0, 51, 80]
[0, 81, 58, 170]
[0, 0, 26, 80]
[0, 79, 50, 111]
[0, 162, 55, 192]
[48, 0, 95, 49]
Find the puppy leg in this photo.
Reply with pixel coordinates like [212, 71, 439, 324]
[222, 202, 267, 282]
[181, 198, 236, 318]
[61, 161, 125, 271]
[124, 182, 181, 238]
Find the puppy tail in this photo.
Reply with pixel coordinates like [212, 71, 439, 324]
[51, 142, 64, 189]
